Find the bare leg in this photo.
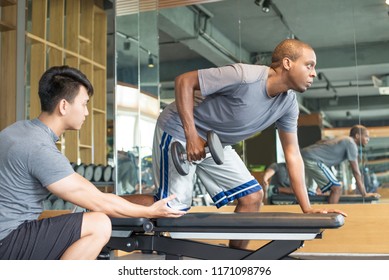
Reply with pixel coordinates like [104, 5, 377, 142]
[122, 194, 155, 206]
[229, 190, 263, 249]
[328, 186, 341, 204]
[60, 212, 111, 260]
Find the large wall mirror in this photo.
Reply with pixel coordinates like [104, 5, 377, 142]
[111, 1, 159, 195]
[112, 0, 389, 204]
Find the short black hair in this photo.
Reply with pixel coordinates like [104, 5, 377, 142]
[270, 39, 314, 68]
[38, 65, 94, 113]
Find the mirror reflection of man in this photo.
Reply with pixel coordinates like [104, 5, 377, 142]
[301, 125, 380, 204]
[262, 162, 320, 204]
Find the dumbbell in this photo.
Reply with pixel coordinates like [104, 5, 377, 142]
[171, 130, 224, 176]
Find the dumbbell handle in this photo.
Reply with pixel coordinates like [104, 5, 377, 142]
[172, 131, 224, 176]
[181, 148, 211, 163]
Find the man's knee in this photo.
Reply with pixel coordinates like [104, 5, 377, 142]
[237, 189, 263, 207]
[82, 212, 112, 243]
[331, 185, 342, 194]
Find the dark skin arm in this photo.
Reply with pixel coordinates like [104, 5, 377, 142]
[175, 70, 206, 161]
[349, 160, 380, 198]
[262, 167, 276, 189]
[278, 130, 347, 216]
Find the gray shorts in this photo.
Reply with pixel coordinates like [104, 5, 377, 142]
[152, 126, 261, 210]
[0, 212, 83, 260]
[303, 158, 341, 193]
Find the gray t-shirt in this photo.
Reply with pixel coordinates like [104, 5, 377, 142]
[158, 63, 299, 145]
[269, 162, 290, 188]
[301, 136, 358, 167]
[0, 118, 74, 240]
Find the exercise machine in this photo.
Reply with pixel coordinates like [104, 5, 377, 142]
[104, 212, 344, 260]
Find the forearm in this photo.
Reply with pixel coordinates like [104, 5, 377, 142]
[353, 171, 367, 196]
[287, 157, 312, 212]
[262, 169, 275, 184]
[93, 193, 153, 218]
[175, 73, 197, 138]
[350, 161, 367, 196]
[49, 174, 154, 218]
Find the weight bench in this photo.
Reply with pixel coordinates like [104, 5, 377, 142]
[270, 194, 379, 205]
[104, 212, 344, 260]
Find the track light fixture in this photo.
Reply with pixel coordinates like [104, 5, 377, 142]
[254, 0, 271, 13]
[148, 52, 154, 68]
[262, 0, 271, 13]
[123, 39, 131, 51]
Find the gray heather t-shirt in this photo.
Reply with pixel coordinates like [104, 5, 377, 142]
[0, 118, 74, 240]
[158, 63, 299, 145]
[269, 162, 290, 188]
[301, 136, 358, 167]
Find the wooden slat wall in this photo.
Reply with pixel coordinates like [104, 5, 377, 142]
[0, 4, 17, 130]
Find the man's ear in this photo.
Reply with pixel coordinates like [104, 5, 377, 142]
[58, 99, 68, 116]
[282, 57, 292, 70]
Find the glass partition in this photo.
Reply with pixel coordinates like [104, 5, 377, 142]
[111, 0, 388, 205]
[114, 1, 159, 195]
[353, 1, 389, 201]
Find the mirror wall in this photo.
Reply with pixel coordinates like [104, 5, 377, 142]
[112, 0, 389, 203]
[353, 2, 389, 197]
[113, 1, 159, 195]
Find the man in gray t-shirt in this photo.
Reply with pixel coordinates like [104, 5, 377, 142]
[301, 125, 380, 203]
[123, 39, 346, 250]
[0, 66, 184, 260]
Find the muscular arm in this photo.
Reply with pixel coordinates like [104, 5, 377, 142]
[349, 159, 381, 199]
[175, 71, 206, 161]
[349, 160, 367, 196]
[262, 167, 276, 188]
[47, 173, 185, 219]
[279, 130, 347, 216]
[278, 130, 312, 213]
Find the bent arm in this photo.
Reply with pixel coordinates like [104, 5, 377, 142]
[278, 130, 312, 213]
[262, 167, 276, 188]
[47, 173, 185, 218]
[175, 71, 206, 161]
[349, 160, 367, 196]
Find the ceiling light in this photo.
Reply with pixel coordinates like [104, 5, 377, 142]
[254, 0, 271, 13]
[386, 0, 389, 5]
[262, 0, 271, 13]
[123, 40, 131, 51]
[148, 53, 154, 68]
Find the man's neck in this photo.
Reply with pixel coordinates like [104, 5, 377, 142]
[38, 113, 64, 137]
[267, 68, 289, 97]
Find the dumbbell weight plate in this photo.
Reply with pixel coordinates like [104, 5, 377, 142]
[84, 164, 95, 181]
[70, 162, 77, 170]
[75, 164, 85, 177]
[207, 130, 224, 164]
[111, 167, 116, 182]
[93, 165, 103, 182]
[103, 165, 113, 182]
[171, 141, 190, 176]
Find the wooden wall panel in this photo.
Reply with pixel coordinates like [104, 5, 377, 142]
[0, 3, 17, 129]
